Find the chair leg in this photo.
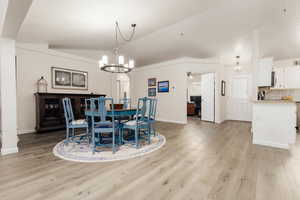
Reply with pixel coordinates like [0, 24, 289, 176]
[86, 127, 89, 142]
[118, 128, 122, 145]
[72, 128, 75, 137]
[152, 124, 156, 136]
[112, 131, 116, 154]
[148, 125, 151, 144]
[135, 127, 139, 149]
[92, 129, 95, 154]
[65, 127, 70, 144]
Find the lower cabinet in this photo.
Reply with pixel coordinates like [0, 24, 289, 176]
[35, 92, 105, 133]
[252, 102, 297, 149]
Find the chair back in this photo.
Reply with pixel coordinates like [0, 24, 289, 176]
[62, 98, 74, 125]
[135, 97, 151, 122]
[120, 98, 131, 109]
[149, 98, 157, 120]
[89, 97, 115, 126]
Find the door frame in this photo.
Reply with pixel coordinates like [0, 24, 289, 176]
[186, 72, 216, 123]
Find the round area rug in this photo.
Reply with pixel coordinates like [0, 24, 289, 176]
[53, 133, 166, 163]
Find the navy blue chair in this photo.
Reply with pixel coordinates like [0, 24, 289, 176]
[121, 97, 151, 148]
[62, 98, 88, 143]
[89, 97, 120, 154]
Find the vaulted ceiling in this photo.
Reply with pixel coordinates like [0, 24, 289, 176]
[16, 0, 300, 66]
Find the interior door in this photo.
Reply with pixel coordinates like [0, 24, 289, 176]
[226, 75, 252, 121]
[201, 73, 215, 122]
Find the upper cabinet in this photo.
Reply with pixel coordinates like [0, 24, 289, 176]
[285, 67, 300, 89]
[273, 67, 285, 89]
[257, 57, 273, 87]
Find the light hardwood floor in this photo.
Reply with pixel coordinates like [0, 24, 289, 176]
[1, 119, 300, 200]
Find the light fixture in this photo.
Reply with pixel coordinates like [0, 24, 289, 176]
[234, 56, 242, 71]
[187, 72, 193, 79]
[99, 21, 136, 73]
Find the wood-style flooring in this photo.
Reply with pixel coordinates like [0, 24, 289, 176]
[1, 119, 300, 200]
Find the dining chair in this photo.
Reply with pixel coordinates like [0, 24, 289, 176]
[148, 98, 158, 136]
[121, 97, 151, 148]
[120, 98, 131, 109]
[62, 97, 88, 144]
[89, 97, 120, 154]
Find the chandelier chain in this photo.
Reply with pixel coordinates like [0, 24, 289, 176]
[115, 22, 136, 43]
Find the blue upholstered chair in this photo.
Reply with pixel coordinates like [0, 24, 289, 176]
[89, 97, 120, 154]
[62, 98, 88, 143]
[120, 98, 131, 109]
[122, 97, 152, 148]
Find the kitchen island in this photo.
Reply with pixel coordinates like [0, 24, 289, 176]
[252, 100, 297, 149]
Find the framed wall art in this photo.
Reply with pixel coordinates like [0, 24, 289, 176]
[148, 78, 156, 87]
[148, 88, 156, 97]
[158, 81, 169, 93]
[51, 67, 88, 90]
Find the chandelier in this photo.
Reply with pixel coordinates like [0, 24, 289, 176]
[99, 21, 136, 73]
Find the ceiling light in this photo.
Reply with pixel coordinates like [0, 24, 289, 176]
[234, 56, 242, 72]
[99, 22, 136, 73]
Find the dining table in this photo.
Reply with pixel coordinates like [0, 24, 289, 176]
[85, 108, 137, 118]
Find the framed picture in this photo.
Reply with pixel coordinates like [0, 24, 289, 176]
[158, 81, 169, 93]
[221, 80, 226, 96]
[148, 88, 156, 97]
[148, 78, 156, 87]
[52, 67, 88, 90]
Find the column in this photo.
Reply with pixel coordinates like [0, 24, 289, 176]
[252, 30, 261, 101]
[0, 38, 18, 155]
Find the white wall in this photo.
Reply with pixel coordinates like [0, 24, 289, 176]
[131, 57, 225, 124]
[16, 43, 112, 134]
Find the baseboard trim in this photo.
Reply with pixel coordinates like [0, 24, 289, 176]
[1, 147, 19, 155]
[157, 118, 187, 125]
[253, 140, 289, 150]
[18, 130, 35, 135]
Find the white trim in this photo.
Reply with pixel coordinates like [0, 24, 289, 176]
[134, 57, 220, 72]
[157, 118, 187, 125]
[1, 147, 18, 155]
[253, 139, 289, 150]
[16, 43, 98, 64]
[18, 129, 35, 135]
[215, 119, 225, 124]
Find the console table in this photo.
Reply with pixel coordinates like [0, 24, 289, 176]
[35, 93, 105, 133]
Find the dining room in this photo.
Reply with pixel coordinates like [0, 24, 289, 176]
[3, 0, 300, 199]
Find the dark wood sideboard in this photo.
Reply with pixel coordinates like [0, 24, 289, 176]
[35, 93, 106, 133]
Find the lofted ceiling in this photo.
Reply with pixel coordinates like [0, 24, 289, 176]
[16, 0, 300, 66]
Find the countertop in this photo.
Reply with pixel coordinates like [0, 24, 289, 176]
[253, 100, 296, 104]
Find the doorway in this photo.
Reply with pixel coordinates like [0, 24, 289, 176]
[187, 72, 215, 123]
[116, 74, 130, 102]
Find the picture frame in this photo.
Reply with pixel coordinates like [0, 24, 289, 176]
[51, 67, 88, 90]
[221, 80, 226, 96]
[148, 88, 156, 97]
[158, 81, 169, 93]
[148, 78, 156, 87]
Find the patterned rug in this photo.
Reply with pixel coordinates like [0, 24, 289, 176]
[53, 133, 166, 162]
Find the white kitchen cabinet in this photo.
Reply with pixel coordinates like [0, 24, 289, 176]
[252, 101, 297, 149]
[285, 66, 300, 89]
[273, 67, 285, 89]
[257, 57, 273, 87]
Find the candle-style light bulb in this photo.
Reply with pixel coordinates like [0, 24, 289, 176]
[129, 60, 135, 69]
[118, 56, 124, 65]
[102, 55, 108, 65]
